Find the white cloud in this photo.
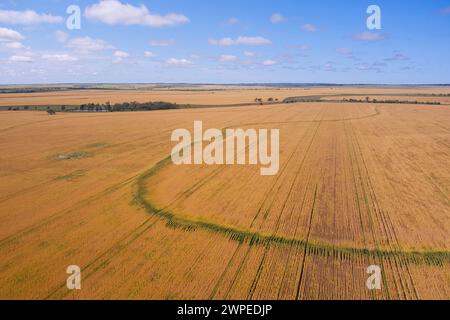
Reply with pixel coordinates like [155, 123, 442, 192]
[149, 39, 174, 47]
[55, 30, 68, 43]
[9, 55, 33, 62]
[42, 54, 78, 62]
[209, 36, 271, 46]
[220, 54, 237, 62]
[0, 27, 24, 42]
[0, 9, 63, 25]
[85, 0, 189, 27]
[113, 50, 129, 58]
[336, 47, 352, 55]
[302, 24, 318, 32]
[262, 59, 277, 66]
[166, 58, 192, 66]
[144, 51, 155, 58]
[227, 17, 239, 25]
[67, 37, 114, 52]
[244, 51, 255, 57]
[353, 32, 384, 41]
[270, 13, 286, 24]
[112, 50, 130, 63]
[2, 41, 26, 50]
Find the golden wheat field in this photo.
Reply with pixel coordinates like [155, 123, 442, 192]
[0, 87, 449, 300]
[1, 86, 450, 107]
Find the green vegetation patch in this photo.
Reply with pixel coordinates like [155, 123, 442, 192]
[52, 151, 92, 161]
[134, 152, 450, 267]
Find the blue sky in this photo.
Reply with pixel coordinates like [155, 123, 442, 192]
[0, 0, 449, 84]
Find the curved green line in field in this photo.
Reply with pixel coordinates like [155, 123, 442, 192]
[135, 155, 450, 266]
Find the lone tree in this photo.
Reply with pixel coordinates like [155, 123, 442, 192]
[47, 108, 56, 115]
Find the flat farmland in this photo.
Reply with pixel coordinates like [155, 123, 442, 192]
[0, 88, 449, 299]
[1, 86, 450, 107]
[0, 88, 311, 107]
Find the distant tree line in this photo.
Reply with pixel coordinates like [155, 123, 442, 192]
[342, 98, 441, 105]
[77, 101, 182, 112]
[283, 97, 322, 103]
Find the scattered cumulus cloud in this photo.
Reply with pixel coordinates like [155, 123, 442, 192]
[42, 54, 78, 62]
[166, 58, 193, 66]
[0, 9, 63, 25]
[220, 54, 237, 62]
[226, 17, 239, 25]
[336, 47, 352, 55]
[244, 51, 255, 57]
[0, 27, 24, 42]
[113, 50, 130, 63]
[66, 37, 114, 52]
[85, 0, 189, 28]
[262, 59, 277, 66]
[113, 50, 129, 58]
[353, 32, 384, 41]
[149, 39, 174, 47]
[9, 55, 33, 62]
[209, 36, 271, 46]
[2, 41, 26, 50]
[270, 13, 286, 24]
[144, 51, 156, 58]
[302, 24, 318, 32]
[355, 62, 384, 72]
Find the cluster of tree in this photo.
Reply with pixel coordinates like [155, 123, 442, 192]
[7, 106, 35, 111]
[7, 105, 63, 111]
[0, 88, 70, 94]
[254, 97, 279, 104]
[283, 97, 321, 103]
[430, 93, 450, 96]
[343, 98, 441, 105]
[77, 101, 181, 112]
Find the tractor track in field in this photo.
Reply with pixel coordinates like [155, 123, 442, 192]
[208, 108, 325, 299]
[134, 106, 450, 267]
[211, 109, 325, 300]
[349, 121, 420, 299]
[0, 172, 141, 249]
[44, 216, 160, 300]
